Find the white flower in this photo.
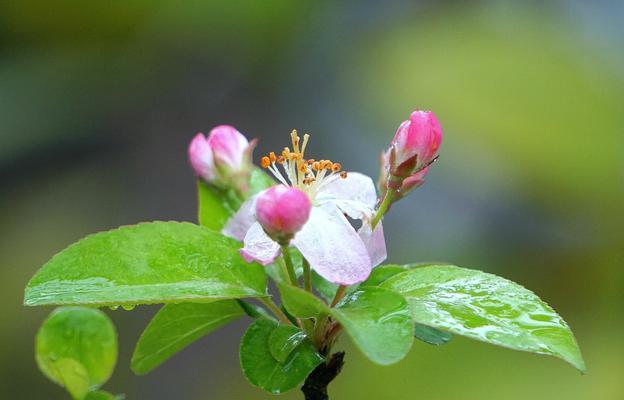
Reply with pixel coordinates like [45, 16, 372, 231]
[223, 131, 386, 285]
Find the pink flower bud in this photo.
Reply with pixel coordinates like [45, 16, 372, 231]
[379, 110, 442, 198]
[188, 125, 254, 188]
[390, 110, 442, 176]
[255, 185, 311, 242]
[188, 133, 217, 182]
[207, 125, 250, 171]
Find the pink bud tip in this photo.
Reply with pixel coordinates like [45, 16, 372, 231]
[391, 110, 442, 172]
[207, 125, 249, 169]
[188, 133, 216, 182]
[256, 185, 311, 240]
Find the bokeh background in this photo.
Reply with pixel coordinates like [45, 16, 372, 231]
[1, 1, 622, 399]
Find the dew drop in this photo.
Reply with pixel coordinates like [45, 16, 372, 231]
[122, 304, 136, 311]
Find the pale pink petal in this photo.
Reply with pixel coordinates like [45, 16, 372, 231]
[222, 195, 258, 241]
[292, 205, 372, 285]
[358, 221, 387, 267]
[317, 172, 377, 219]
[188, 133, 216, 181]
[207, 125, 249, 169]
[239, 222, 281, 266]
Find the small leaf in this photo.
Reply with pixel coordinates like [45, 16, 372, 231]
[413, 323, 452, 346]
[132, 300, 245, 374]
[311, 271, 339, 302]
[237, 299, 276, 320]
[279, 285, 414, 365]
[36, 307, 117, 398]
[248, 168, 276, 194]
[197, 168, 274, 230]
[48, 358, 90, 399]
[197, 181, 234, 230]
[25, 222, 267, 307]
[85, 391, 125, 400]
[240, 319, 323, 394]
[382, 265, 586, 372]
[268, 325, 307, 363]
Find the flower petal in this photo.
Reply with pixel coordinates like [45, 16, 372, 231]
[222, 196, 257, 241]
[358, 221, 387, 267]
[317, 172, 378, 219]
[293, 205, 372, 285]
[239, 222, 281, 266]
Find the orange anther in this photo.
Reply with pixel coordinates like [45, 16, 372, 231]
[261, 156, 271, 168]
[269, 152, 277, 163]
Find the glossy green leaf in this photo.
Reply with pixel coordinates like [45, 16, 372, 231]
[36, 307, 117, 398]
[268, 324, 307, 363]
[239, 319, 323, 394]
[24, 221, 267, 307]
[131, 300, 245, 374]
[279, 284, 414, 365]
[382, 265, 586, 372]
[360, 264, 441, 288]
[414, 323, 452, 346]
[84, 391, 125, 400]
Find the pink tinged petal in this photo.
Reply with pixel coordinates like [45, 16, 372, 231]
[239, 222, 281, 266]
[188, 133, 216, 182]
[222, 196, 258, 241]
[207, 125, 249, 169]
[317, 172, 378, 219]
[292, 206, 372, 285]
[358, 221, 387, 267]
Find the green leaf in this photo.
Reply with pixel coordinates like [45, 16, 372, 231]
[240, 319, 323, 394]
[197, 181, 233, 230]
[131, 300, 245, 374]
[413, 323, 452, 346]
[36, 307, 117, 399]
[311, 271, 339, 302]
[381, 265, 586, 372]
[268, 325, 307, 363]
[360, 263, 441, 288]
[85, 391, 125, 400]
[24, 221, 267, 307]
[197, 168, 274, 230]
[237, 299, 276, 320]
[279, 284, 413, 365]
[47, 358, 90, 399]
[248, 167, 275, 194]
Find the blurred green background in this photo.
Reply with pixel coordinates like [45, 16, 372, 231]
[1, 1, 622, 398]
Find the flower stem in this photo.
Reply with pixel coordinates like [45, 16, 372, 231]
[371, 189, 396, 229]
[330, 285, 347, 308]
[303, 258, 312, 292]
[259, 297, 293, 325]
[280, 245, 298, 286]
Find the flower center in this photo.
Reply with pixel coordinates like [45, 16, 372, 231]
[261, 130, 347, 200]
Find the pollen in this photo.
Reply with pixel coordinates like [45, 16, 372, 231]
[260, 130, 347, 198]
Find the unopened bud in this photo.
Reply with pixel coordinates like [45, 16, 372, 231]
[380, 110, 442, 196]
[255, 185, 311, 243]
[188, 125, 254, 192]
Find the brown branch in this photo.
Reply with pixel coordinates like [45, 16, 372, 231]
[301, 352, 345, 400]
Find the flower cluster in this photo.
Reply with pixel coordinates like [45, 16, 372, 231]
[189, 110, 442, 285]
